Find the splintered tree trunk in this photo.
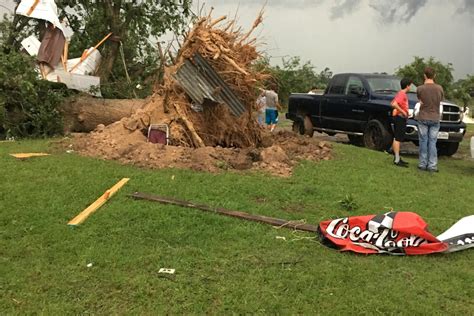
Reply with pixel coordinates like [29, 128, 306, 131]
[61, 96, 147, 132]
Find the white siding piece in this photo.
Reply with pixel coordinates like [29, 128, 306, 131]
[21, 35, 41, 56]
[46, 70, 102, 97]
[68, 48, 102, 75]
[16, 0, 64, 33]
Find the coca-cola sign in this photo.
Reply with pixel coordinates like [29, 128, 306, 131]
[319, 212, 449, 255]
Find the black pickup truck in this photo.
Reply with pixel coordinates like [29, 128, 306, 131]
[286, 73, 467, 156]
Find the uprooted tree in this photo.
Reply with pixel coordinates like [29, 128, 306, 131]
[77, 10, 271, 149]
[68, 9, 334, 177]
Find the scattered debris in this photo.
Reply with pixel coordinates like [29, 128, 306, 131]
[86, 262, 93, 268]
[437, 215, 474, 253]
[158, 268, 176, 275]
[129, 192, 319, 233]
[46, 70, 102, 97]
[16, 0, 64, 31]
[10, 153, 50, 159]
[17, 1, 105, 96]
[68, 178, 129, 226]
[276, 236, 287, 241]
[21, 35, 41, 56]
[148, 124, 169, 145]
[174, 53, 247, 117]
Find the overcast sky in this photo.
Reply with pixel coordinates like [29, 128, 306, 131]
[195, 0, 473, 80]
[2, 0, 473, 80]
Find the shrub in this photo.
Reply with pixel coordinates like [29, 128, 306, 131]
[0, 50, 69, 138]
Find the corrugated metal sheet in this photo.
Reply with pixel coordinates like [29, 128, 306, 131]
[174, 53, 246, 117]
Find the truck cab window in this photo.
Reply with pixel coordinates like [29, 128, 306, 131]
[345, 76, 365, 95]
[328, 75, 347, 95]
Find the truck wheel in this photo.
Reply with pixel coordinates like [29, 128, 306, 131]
[363, 120, 392, 151]
[437, 142, 459, 156]
[348, 134, 363, 146]
[303, 116, 314, 137]
[292, 120, 304, 135]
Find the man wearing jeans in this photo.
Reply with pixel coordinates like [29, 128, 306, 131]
[416, 67, 444, 172]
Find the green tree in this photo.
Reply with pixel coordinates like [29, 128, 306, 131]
[395, 56, 455, 98]
[254, 56, 332, 106]
[452, 75, 474, 110]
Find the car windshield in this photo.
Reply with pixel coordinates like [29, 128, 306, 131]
[367, 77, 417, 93]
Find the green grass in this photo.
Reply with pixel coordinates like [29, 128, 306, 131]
[1, 135, 473, 314]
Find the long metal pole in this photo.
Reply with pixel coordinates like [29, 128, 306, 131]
[129, 192, 319, 233]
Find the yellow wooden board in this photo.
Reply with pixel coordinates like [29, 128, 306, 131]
[10, 153, 50, 159]
[68, 178, 130, 226]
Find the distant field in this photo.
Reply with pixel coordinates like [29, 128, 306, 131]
[0, 131, 472, 314]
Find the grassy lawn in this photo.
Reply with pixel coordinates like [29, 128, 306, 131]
[1, 132, 473, 314]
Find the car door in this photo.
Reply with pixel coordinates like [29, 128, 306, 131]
[343, 75, 369, 132]
[321, 74, 349, 130]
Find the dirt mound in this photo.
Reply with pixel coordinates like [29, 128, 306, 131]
[70, 129, 332, 177]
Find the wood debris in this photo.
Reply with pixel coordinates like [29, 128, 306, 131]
[68, 178, 129, 226]
[10, 153, 50, 159]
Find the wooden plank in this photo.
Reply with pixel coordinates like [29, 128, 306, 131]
[129, 192, 319, 233]
[10, 153, 50, 159]
[68, 178, 130, 226]
[26, 0, 40, 16]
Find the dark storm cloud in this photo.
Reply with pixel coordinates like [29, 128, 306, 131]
[232, 0, 429, 23]
[330, 0, 362, 20]
[368, 0, 428, 23]
[224, 0, 324, 7]
[457, 0, 474, 14]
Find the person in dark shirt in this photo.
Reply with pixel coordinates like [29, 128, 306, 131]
[416, 67, 444, 172]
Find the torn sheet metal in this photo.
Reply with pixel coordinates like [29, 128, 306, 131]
[174, 53, 246, 117]
[46, 70, 102, 97]
[16, 0, 64, 33]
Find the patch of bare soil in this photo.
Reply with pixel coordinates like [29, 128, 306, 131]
[69, 128, 332, 177]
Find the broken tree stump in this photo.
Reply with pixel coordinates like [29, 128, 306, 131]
[61, 96, 147, 133]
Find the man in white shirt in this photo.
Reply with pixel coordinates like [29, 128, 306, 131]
[259, 87, 280, 132]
